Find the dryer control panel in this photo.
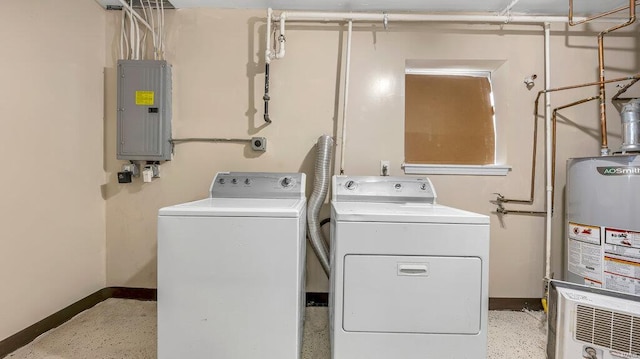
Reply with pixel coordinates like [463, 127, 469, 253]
[210, 172, 305, 199]
[333, 176, 436, 204]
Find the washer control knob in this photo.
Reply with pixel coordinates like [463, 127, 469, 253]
[394, 183, 402, 190]
[232, 178, 238, 184]
[281, 177, 292, 187]
[345, 180, 356, 190]
[219, 178, 226, 184]
[244, 178, 251, 185]
[420, 183, 427, 191]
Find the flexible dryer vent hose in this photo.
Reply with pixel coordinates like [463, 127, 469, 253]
[307, 135, 334, 276]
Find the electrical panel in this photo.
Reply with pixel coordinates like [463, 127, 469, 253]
[117, 60, 172, 161]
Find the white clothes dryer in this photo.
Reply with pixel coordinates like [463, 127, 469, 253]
[158, 172, 306, 359]
[330, 176, 490, 359]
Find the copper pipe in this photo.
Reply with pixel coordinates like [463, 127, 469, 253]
[613, 78, 640, 101]
[596, 5, 637, 150]
[598, 35, 608, 152]
[570, 0, 637, 153]
[551, 96, 599, 210]
[568, 0, 639, 26]
[535, 75, 640, 100]
[497, 76, 639, 213]
[501, 97, 598, 215]
[499, 94, 540, 205]
[499, 1, 637, 216]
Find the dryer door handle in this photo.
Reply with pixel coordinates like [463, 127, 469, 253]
[397, 263, 429, 276]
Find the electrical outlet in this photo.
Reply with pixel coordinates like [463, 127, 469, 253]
[380, 160, 390, 176]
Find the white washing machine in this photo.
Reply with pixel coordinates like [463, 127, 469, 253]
[157, 172, 306, 359]
[330, 176, 490, 359]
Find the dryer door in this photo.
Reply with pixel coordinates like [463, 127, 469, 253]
[342, 254, 482, 334]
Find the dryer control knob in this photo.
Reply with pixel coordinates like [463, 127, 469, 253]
[345, 180, 356, 190]
[232, 178, 238, 184]
[245, 178, 251, 185]
[420, 183, 427, 191]
[394, 183, 402, 190]
[219, 178, 226, 184]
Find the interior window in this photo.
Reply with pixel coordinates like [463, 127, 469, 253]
[404, 71, 496, 165]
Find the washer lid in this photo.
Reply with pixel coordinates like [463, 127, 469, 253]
[332, 202, 489, 224]
[159, 198, 306, 217]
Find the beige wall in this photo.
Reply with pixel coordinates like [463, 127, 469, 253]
[0, 1, 106, 341]
[104, 9, 639, 297]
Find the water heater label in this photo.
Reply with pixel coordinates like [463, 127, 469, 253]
[569, 222, 601, 245]
[568, 222, 602, 282]
[597, 166, 640, 176]
[605, 228, 640, 249]
[604, 255, 640, 295]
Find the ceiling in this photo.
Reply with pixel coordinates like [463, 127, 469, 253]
[96, 0, 633, 17]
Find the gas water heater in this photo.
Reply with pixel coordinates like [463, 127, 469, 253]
[566, 100, 640, 296]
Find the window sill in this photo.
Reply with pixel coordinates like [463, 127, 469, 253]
[402, 163, 512, 176]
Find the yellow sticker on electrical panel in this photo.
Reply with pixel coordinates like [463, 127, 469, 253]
[135, 91, 155, 106]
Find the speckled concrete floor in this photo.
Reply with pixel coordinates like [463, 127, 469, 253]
[6, 299, 546, 359]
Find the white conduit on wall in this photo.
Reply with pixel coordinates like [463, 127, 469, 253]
[544, 23, 553, 283]
[266, 8, 272, 64]
[339, 20, 353, 175]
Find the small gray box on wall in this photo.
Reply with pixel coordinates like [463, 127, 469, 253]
[117, 60, 172, 161]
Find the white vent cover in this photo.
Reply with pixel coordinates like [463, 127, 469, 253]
[576, 305, 640, 354]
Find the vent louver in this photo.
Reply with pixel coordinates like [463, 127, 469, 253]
[576, 305, 640, 355]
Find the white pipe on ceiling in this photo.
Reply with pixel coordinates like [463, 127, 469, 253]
[275, 11, 616, 24]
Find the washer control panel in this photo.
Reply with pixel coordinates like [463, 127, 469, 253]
[333, 176, 436, 203]
[210, 172, 305, 199]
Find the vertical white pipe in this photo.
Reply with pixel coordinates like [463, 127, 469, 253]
[160, 0, 165, 59]
[120, 9, 126, 59]
[135, 17, 140, 59]
[544, 23, 552, 282]
[339, 20, 353, 175]
[156, 0, 162, 59]
[266, 8, 272, 63]
[146, 0, 157, 59]
[275, 14, 286, 59]
[129, 9, 135, 59]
